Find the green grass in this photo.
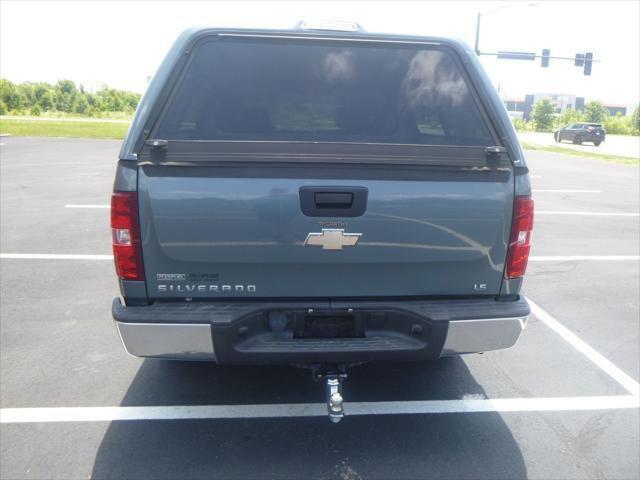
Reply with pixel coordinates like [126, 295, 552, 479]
[521, 142, 639, 166]
[0, 118, 129, 139]
[5, 111, 134, 120]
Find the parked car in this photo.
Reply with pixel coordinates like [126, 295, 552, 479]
[110, 24, 533, 422]
[554, 123, 606, 146]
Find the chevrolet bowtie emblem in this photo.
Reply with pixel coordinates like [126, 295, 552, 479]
[303, 229, 362, 250]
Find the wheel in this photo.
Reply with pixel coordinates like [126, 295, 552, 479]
[593, 140, 601, 146]
[573, 135, 583, 145]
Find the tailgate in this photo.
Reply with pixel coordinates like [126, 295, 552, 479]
[138, 160, 513, 298]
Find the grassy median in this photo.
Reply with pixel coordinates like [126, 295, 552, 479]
[520, 142, 639, 166]
[0, 118, 129, 139]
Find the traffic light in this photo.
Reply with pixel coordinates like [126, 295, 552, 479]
[574, 53, 585, 66]
[583, 52, 593, 76]
[541, 49, 550, 67]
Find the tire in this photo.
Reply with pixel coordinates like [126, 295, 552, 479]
[593, 140, 601, 146]
[573, 135, 583, 145]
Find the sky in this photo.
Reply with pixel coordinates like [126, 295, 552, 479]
[1, 0, 639, 109]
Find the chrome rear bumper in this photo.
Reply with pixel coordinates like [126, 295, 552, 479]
[115, 321, 217, 361]
[441, 316, 528, 355]
[114, 314, 527, 362]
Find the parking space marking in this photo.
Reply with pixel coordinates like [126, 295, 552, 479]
[529, 256, 640, 262]
[536, 211, 639, 217]
[0, 253, 112, 260]
[1, 395, 638, 424]
[65, 204, 109, 209]
[532, 189, 603, 193]
[528, 298, 640, 397]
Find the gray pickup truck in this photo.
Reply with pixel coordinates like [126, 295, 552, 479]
[111, 23, 533, 421]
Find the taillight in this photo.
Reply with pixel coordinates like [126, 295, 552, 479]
[505, 196, 534, 279]
[111, 192, 144, 281]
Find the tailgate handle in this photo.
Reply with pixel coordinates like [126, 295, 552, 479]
[300, 186, 368, 217]
[314, 192, 354, 208]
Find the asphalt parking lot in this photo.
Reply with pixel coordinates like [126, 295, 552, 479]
[1, 137, 639, 480]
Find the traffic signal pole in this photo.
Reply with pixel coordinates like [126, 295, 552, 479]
[474, 6, 595, 75]
[474, 12, 481, 56]
[478, 51, 597, 75]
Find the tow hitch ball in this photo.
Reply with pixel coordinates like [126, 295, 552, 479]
[314, 368, 347, 423]
[326, 376, 345, 423]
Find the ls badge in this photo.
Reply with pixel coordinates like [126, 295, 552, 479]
[304, 229, 362, 251]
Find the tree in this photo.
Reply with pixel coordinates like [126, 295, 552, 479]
[603, 112, 635, 135]
[555, 107, 584, 129]
[37, 90, 54, 111]
[73, 94, 89, 114]
[532, 99, 555, 131]
[56, 79, 77, 96]
[1, 79, 25, 110]
[17, 82, 36, 106]
[54, 79, 78, 112]
[34, 83, 53, 110]
[1, 78, 141, 115]
[584, 100, 609, 123]
[511, 118, 528, 132]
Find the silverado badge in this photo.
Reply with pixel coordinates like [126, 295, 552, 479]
[303, 229, 362, 251]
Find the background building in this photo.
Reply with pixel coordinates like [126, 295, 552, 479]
[504, 93, 628, 121]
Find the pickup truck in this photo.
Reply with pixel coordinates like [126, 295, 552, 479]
[111, 23, 533, 422]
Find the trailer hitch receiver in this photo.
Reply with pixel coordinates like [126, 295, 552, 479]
[326, 377, 344, 422]
[313, 366, 347, 423]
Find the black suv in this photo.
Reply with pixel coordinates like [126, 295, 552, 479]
[554, 123, 606, 146]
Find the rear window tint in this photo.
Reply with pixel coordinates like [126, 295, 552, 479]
[156, 40, 494, 146]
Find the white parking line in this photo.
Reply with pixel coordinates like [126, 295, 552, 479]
[1, 395, 638, 423]
[529, 256, 640, 262]
[65, 204, 109, 209]
[0, 253, 112, 260]
[532, 189, 603, 193]
[527, 298, 640, 397]
[536, 211, 639, 217]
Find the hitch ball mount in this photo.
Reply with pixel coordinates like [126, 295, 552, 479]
[313, 366, 347, 423]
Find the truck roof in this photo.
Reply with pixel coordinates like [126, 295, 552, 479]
[168, 25, 468, 49]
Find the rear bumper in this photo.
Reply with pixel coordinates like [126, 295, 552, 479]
[112, 297, 529, 363]
[115, 321, 217, 361]
[584, 133, 605, 142]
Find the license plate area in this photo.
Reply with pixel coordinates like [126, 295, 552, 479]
[294, 312, 364, 339]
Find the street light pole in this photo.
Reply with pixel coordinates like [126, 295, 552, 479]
[474, 12, 481, 56]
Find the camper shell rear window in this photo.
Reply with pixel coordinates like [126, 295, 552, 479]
[154, 38, 495, 147]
